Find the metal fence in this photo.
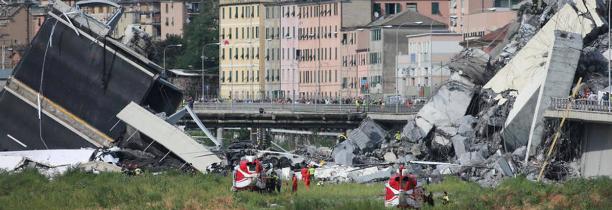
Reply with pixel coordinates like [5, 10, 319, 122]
[550, 97, 612, 113]
[194, 102, 423, 113]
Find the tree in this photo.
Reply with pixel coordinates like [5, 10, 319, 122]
[175, 0, 219, 70]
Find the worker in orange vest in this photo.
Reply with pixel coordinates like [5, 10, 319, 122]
[291, 173, 298, 193]
[301, 166, 310, 190]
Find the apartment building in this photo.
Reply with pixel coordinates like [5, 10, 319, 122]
[218, 0, 265, 100]
[279, 3, 299, 100]
[372, 0, 451, 26]
[402, 32, 462, 98]
[160, 1, 187, 40]
[339, 27, 370, 98]
[0, 3, 45, 69]
[264, 3, 281, 99]
[450, 0, 519, 39]
[366, 10, 446, 98]
[296, 0, 371, 100]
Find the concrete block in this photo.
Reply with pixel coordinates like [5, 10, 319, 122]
[416, 73, 475, 137]
[332, 140, 358, 166]
[383, 152, 397, 162]
[458, 152, 485, 166]
[451, 135, 467, 157]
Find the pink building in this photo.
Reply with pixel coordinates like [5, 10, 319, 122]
[449, 0, 519, 40]
[340, 28, 370, 98]
[280, 4, 299, 100]
[296, 0, 371, 100]
[161, 1, 187, 40]
[372, 0, 451, 26]
[355, 29, 370, 97]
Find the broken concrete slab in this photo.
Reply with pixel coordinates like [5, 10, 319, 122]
[347, 118, 386, 153]
[0, 2, 183, 151]
[451, 135, 468, 157]
[332, 140, 359, 166]
[78, 161, 123, 174]
[0, 149, 97, 176]
[458, 152, 485, 166]
[315, 165, 356, 183]
[447, 48, 492, 85]
[495, 157, 514, 177]
[117, 102, 222, 173]
[0, 156, 26, 171]
[484, 2, 601, 94]
[401, 117, 426, 142]
[383, 152, 397, 162]
[416, 73, 476, 137]
[351, 167, 394, 183]
[502, 30, 583, 153]
[456, 115, 477, 138]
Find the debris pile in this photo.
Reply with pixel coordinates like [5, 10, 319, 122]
[314, 0, 610, 186]
[0, 1, 220, 175]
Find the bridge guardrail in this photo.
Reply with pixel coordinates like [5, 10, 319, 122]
[550, 97, 611, 113]
[194, 102, 423, 113]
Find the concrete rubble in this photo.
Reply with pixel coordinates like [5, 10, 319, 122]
[0, 0, 607, 188]
[0, 149, 121, 176]
[0, 1, 226, 175]
[313, 0, 610, 187]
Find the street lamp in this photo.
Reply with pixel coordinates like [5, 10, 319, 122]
[163, 44, 182, 78]
[201, 42, 220, 101]
[386, 21, 426, 112]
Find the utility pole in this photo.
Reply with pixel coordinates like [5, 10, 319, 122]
[201, 43, 220, 101]
[606, 1, 612, 112]
[1, 45, 5, 70]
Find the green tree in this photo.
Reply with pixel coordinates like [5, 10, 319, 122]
[151, 35, 185, 70]
[175, 0, 219, 70]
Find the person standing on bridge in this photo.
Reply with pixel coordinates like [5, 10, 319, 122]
[355, 99, 361, 112]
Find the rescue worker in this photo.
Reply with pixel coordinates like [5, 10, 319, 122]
[395, 131, 401, 142]
[337, 132, 347, 144]
[308, 164, 316, 182]
[291, 173, 298, 193]
[274, 172, 282, 193]
[442, 191, 450, 205]
[301, 166, 310, 190]
[268, 171, 280, 193]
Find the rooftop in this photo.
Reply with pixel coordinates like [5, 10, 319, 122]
[368, 10, 446, 28]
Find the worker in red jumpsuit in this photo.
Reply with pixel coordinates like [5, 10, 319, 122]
[301, 166, 310, 190]
[291, 173, 298, 193]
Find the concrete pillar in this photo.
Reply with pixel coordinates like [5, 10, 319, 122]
[216, 128, 223, 147]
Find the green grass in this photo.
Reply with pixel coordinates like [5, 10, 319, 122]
[0, 170, 610, 210]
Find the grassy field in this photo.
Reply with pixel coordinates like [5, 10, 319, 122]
[0, 170, 610, 210]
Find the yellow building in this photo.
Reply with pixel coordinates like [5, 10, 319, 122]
[219, 0, 267, 100]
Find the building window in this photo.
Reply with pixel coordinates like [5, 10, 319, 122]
[229, 7, 232, 19]
[165, 4, 168, 13]
[371, 29, 381, 41]
[431, 2, 440, 15]
[406, 3, 417, 12]
[222, 7, 225, 19]
[373, 3, 381, 17]
[385, 3, 401, 15]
